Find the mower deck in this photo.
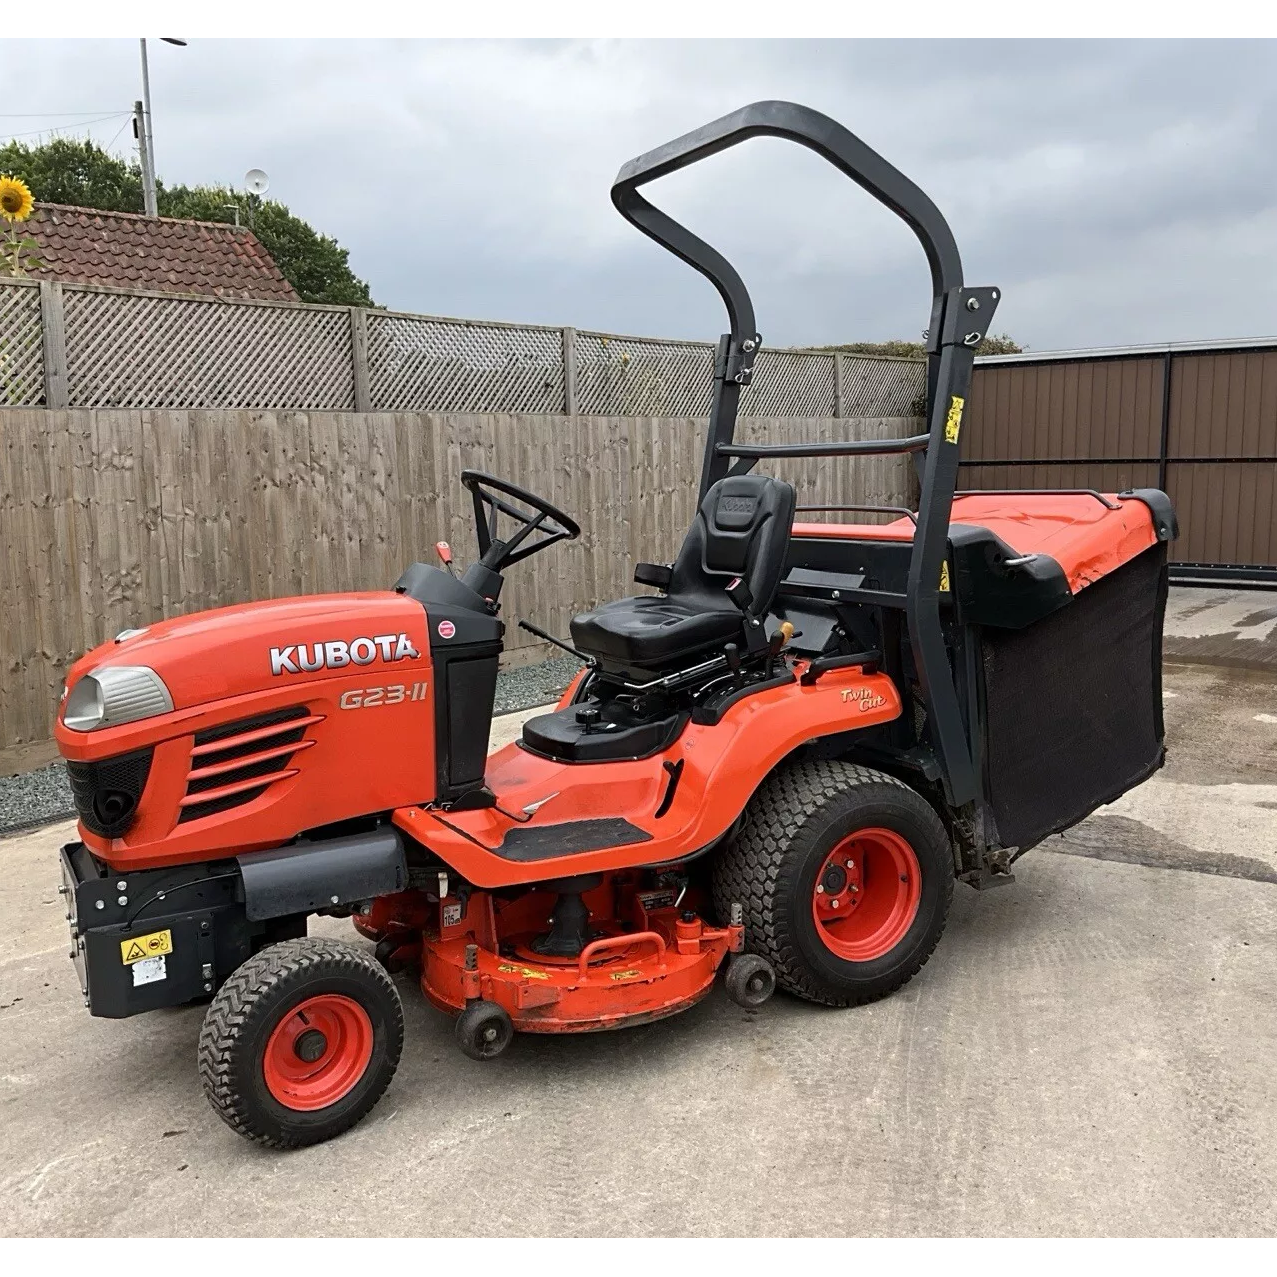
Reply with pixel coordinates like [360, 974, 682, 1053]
[422, 912, 740, 1034]
[356, 876, 749, 1038]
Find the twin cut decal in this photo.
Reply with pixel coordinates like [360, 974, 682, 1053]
[269, 632, 420, 676]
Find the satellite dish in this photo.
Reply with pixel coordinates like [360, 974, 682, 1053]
[244, 168, 270, 196]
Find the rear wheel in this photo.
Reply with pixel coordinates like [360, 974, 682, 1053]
[198, 937, 404, 1148]
[712, 760, 953, 1007]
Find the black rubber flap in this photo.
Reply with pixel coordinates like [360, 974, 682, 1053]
[238, 828, 406, 920]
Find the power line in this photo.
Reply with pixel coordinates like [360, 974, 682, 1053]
[1, 113, 129, 142]
[101, 114, 134, 155]
[0, 111, 127, 117]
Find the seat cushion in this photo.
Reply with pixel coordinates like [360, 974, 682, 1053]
[570, 595, 742, 667]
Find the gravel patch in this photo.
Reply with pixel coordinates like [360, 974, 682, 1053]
[0, 761, 75, 837]
[493, 654, 582, 714]
[0, 655, 582, 837]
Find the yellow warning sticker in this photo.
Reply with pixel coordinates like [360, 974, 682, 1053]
[120, 929, 172, 964]
[939, 561, 951, 593]
[497, 962, 550, 981]
[944, 395, 965, 444]
[609, 969, 642, 981]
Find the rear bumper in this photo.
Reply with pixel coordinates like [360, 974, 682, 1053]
[58, 840, 253, 1019]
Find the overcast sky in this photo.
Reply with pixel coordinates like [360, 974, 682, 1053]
[3, 38, 1275, 351]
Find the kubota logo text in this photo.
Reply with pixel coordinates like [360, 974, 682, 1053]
[269, 633, 420, 676]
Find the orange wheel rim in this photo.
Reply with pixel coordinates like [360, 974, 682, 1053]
[262, 993, 374, 1111]
[811, 827, 922, 962]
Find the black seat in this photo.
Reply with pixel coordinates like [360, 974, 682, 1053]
[571, 475, 797, 671]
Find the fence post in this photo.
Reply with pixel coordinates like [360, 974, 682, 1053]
[832, 352, 845, 420]
[562, 326, 577, 416]
[39, 281, 69, 409]
[1157, 349, 1173, 493]
[350, 306, 372, 413]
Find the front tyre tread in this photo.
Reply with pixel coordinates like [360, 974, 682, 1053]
[198, 936, 404, 1149]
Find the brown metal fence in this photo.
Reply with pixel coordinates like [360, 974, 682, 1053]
[966, 341, 1277, 584]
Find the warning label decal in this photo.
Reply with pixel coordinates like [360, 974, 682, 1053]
[120, 929, 172, 964]
[497, 962, 551, 981]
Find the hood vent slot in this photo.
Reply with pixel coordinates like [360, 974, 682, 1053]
[180, 704, 320, 824]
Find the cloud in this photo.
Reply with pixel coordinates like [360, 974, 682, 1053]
[3, 38, 1275, 350]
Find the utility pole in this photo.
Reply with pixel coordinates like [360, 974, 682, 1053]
[137, 38, 186, 218]
[133, 99, 156, 217]
[138, 41, 158, 216]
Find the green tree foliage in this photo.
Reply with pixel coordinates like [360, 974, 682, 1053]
[0, 136, 144, 212]
[0, 137, 373, 306]
[968, 333, 1024, 356]
[819, 333, 1025, 358]
[158, 185, 373, 306]
[811, 335, 1025, 418]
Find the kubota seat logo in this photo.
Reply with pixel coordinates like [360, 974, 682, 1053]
[270, 633, 420, 676]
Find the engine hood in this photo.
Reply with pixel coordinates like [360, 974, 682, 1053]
[64, 592, 431, 710]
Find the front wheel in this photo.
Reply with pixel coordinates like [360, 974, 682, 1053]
[712, 761, 954, 1007]
[198, 937, 404, 1148]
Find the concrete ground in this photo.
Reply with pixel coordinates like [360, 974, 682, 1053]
[1164, 586, 1277, 675]
[1, 666, 1275, 1237]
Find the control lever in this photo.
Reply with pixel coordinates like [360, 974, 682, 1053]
[517, 619, 599, 669]
[435, 541, 457, 577]
[764, 621, 795, 676]
[724, 642, 743, 690]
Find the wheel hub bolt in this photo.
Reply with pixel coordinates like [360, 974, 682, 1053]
[483, 1026, 498, 1043]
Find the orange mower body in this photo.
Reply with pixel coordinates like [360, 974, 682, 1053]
[48, 102, 1177, 1148]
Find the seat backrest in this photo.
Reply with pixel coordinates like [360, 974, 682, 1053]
[669, 474, 796, 614]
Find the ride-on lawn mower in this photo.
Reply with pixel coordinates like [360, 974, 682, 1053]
[53, 102, 1176, 1148]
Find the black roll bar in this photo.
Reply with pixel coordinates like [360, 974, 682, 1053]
[612, 99, 963, 330]
[796, 505, 919, 525]
[953, 489, 1122, 511]
[612, 100, 965, 498]
[718, 434, 931, 460]
[611, 100, 1004, 809]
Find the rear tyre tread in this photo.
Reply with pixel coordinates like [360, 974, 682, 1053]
[198, 936, 403, 1149]
[712, 759, 953, 1008]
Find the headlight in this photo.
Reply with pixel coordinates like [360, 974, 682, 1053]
[62, 666, 173, 732]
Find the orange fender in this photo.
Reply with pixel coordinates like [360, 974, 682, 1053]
[393, 663, 901, 887]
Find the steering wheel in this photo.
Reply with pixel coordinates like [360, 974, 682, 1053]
[460, 469, 581, 572]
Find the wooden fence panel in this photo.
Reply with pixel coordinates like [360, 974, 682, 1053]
[0, 408, 918, 758]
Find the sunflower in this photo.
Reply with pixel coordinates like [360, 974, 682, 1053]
[0, 175, 34, 222]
